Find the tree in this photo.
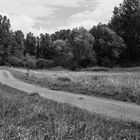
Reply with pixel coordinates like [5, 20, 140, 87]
[0, 15, 15, 65]
[25, 54, 36, 76]
[13, 30, 25, 56]
[25, 32, 36, 56]
[36, 58, 54, 69]
[52, 39, 73, 67]
[51, 29, 71, 42]
[90, 24, 126, 67]
[36, 36, 41, 59]
[69, 27, 97, 69]
[39, 33, 52, 59]
[109, 0, 140, 65]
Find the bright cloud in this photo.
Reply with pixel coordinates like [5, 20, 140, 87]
[0, 0, 124, 36]
[62, 0, 124, 30]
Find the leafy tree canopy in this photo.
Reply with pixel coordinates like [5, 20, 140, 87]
[109, 0, 140, 64]
[90, 24, 126, 66]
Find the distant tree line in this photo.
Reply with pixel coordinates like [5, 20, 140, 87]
[0, 0, 140, 70]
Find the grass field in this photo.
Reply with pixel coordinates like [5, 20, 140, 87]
[0, 83, 140, 139]
[10, 68, 140, 105]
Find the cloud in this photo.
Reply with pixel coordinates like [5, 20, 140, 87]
[58, 0, 124, 30]
[0, 0, 93, 35]
[0, 0, 124, 35]
[18, 0, 92, 8]
[0, 1, 54, 18]
[11, 15, 48, 36]
[0, 12, 47, 36]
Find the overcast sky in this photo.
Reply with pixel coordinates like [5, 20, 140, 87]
[0, 0, 123, 36]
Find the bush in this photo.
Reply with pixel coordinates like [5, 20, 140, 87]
[23, 54, 36, 69]
[36, 59, 54, 69]
[9, 56, 25, 67]
[79, 56, 97, 68]
[68, 61, 79, 71]
[57, 77, 71, 82]
[53, 53, 73, 68]
[100, 57, 113, 67]
[26, 58, 36, 69]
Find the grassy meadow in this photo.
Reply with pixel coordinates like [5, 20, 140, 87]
[0, 83, 140, 139]
[10, 68, 140, 105]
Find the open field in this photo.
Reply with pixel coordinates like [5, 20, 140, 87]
[1, 69, 140, 123]
[0, 83, 140, 139]
[10, 67, 140, 105]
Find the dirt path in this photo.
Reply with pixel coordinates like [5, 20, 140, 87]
[0, 70, 140, 123]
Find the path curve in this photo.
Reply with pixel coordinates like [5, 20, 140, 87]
[0, 70, 140, 123]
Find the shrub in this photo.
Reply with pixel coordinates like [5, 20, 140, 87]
[68, 61, 79, 71]
[36, 59, 54, 69]
[100, 57, 113, 67]
[79, 55, 97, 68]
[25, 57, 36, 69]
[23, 54, 37, 69]
[9, 56, 25, 67]
[57, 77, 71, 82]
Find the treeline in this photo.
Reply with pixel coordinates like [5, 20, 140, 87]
[0, 0, 140, 70]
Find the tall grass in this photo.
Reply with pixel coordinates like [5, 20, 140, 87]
[10, 69, 140, 105]
[0, 83, 140, 139]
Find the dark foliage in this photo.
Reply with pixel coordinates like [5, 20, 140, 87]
[109, 0, 140, 66]
[36, 58, 54, 69]
[90, 24, 126, 67]
[0, 0, 140, 69]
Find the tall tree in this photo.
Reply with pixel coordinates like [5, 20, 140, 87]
[109, 0, 140, 65]
[69, 27, 97, 68]
[25, 32, 36, 56]
[0, 15, 14, 65]
[14, 30, 25, 56]
[90, 24, 126, 67]
[52, 39, 73, 67]
[36, 36, 41, 59]
[40, 33, 52, 59]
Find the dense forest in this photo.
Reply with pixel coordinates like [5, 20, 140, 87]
[0, 0, 140, 70]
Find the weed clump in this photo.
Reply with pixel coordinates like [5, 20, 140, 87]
[57, 77, 71, 82]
